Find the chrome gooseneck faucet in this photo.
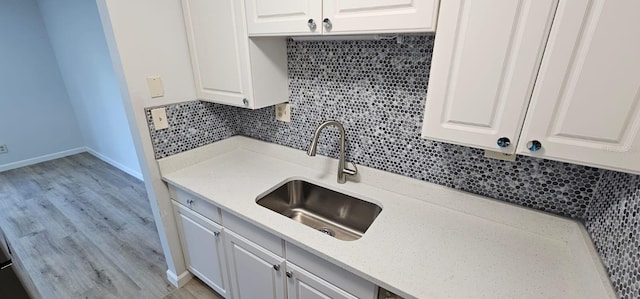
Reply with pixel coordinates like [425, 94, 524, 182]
[307, 120, 358, 184]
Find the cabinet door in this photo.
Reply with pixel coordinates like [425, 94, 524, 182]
[174, 204, 229, 297]
[517, 0, 640, 174]
[225, 230, 286, 299]
[244, 0, 322, 36]
[181, 0, 251, 107]
[322, 0, 439, 34]
[286, 263, 359, 299]
[421, 0, 558, 153]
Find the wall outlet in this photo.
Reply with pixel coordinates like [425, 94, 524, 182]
[151, 108, 170, 130]
[275, 103, 291, 122]
[0, 144, 7, 154]
[484, 150, 516, 162]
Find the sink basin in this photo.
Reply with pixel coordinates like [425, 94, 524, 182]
[256, 180, 382, 241]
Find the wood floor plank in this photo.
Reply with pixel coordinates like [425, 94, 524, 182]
[163, 278, 223, 299]
[0, 198, 44, 239]
[0, 153, 220, 298]
[28, 193, 78, 240]
[43, 187, 172, 298]
[17, 230, 142, 298]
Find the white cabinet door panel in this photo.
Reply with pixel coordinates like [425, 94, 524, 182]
[421, 0, 558, 153]
[226, 230, 286, 299]
[286, 263, 358, 299]
[182, 0, 251, 106]
[322, 0, 439, 34]
[245, 0, 322, 36]
[174, 204, 229, 297]
[517, 0, 640, 174]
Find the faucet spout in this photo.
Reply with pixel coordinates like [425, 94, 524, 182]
[306, 120, 357, 184]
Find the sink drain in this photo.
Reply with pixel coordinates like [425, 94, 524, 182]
[318, 227, 335, 237]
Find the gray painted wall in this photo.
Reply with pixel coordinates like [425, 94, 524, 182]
[0, 0, 83, 168]
[37, 0, 141, 178]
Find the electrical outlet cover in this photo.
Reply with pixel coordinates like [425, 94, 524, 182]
[0, 144, 7, 154]
[151, 108, 169, 130]
[275, 103, 291, 122]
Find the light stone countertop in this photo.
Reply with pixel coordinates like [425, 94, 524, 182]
[158, 136, 615, 299]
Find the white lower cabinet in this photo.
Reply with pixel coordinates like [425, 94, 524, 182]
[224, 228, 375, 299]
[171, 189, 377, 299]
[225, 229, 286, 299]
[286, 263, 358, 299]
[173, 202, 229, 297]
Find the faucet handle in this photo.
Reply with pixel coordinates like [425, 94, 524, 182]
[343, 162, 358, 176]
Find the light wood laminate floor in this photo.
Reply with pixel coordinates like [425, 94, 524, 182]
[0, 153, 222, 299]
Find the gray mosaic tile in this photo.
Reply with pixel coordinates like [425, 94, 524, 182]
[144, 101, 238, 159]
[586, 171, 640, 299]
[233, 35, 601, 219]
[145, 35, 602, 218]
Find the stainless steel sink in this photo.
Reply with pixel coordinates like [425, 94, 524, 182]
[256, 180, 382, 241]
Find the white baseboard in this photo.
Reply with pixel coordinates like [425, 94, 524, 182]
[85, 147, 143, 180]
[166, 269, 193, 288]
[0, 147, 86, 173]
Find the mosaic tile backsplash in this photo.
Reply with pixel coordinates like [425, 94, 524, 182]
[145, 35, 639, 297]
[147, 35, 602, 219]
[145, 102, 238, 159]
[586, 172, 640, 299]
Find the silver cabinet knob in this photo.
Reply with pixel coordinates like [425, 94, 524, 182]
[307, 19, 316, 30]
[527, 140, 542, 152]
[242, 98, 249, 106]
[186, 199, 194, 208]
[323, 18, 332, 30]
[213, 231, 220, 237]
[286, 271, 293, 278]
[273, 265, 280, 271]
[497, 137, 511, 148]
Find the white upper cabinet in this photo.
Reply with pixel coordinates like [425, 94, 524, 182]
[421, 0, 558, 154]
[322, 0, 439, 35]
[423, 0, 640, 174]
[245, 0, 323, 36]
[181, 0, 288, 109]
[516, 0, 640, 173]
[244, 0, 439, 36]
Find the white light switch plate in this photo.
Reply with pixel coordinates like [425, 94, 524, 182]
[151, 108, 169, 130]
[275, 103, 291, 122]
[147, 76, 164, 98]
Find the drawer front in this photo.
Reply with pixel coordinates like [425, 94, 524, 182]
[168, 184, 221, 224]
[222, 210, 284, 257]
